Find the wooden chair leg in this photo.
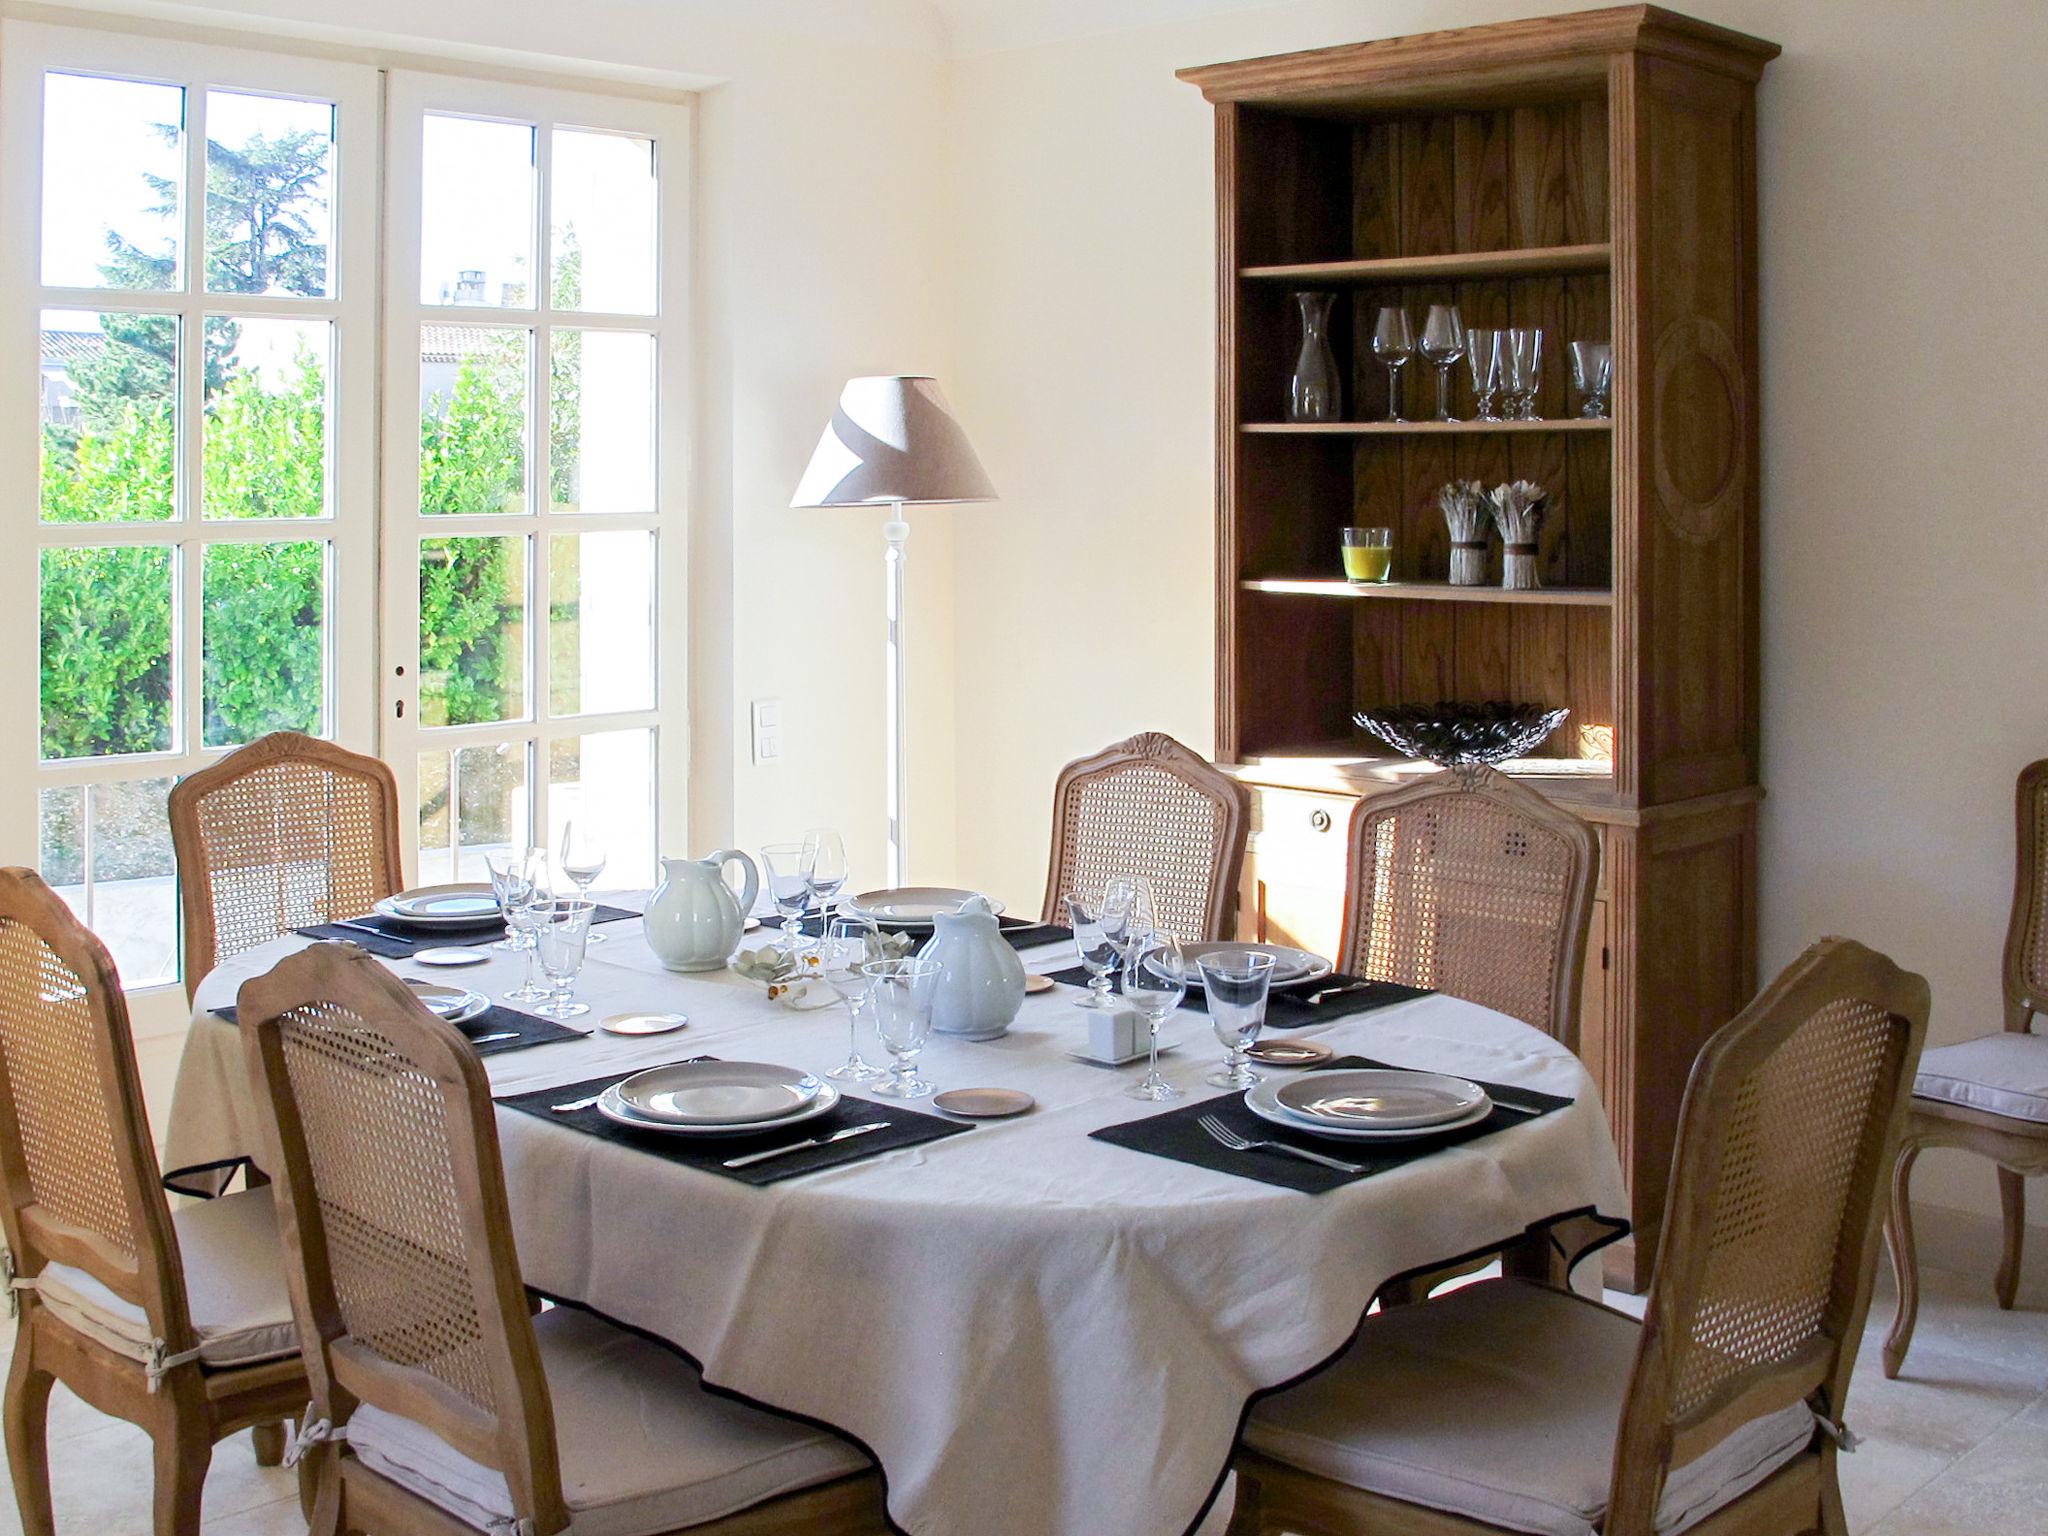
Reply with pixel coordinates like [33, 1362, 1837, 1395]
[1223, 1466, 1265, 1536]
[1882, 1141, 1923, 1379]
[151, 1415, 212, 1536]
[251, 1420, 288, 1467]
[1996, 1168, 2025, 1310]
[4, 1335, 56, 1536]
[1817, 1443, 1849, 1536]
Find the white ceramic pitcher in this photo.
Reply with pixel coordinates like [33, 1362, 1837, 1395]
[643, 850, 760, 972]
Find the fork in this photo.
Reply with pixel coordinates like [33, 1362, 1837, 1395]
[1196, 1113, 1363, 1175]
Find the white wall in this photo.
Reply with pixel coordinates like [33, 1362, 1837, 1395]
[942, 0, 2048, 1232]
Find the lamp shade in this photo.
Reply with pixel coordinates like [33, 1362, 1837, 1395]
[789, 375, 997, 508]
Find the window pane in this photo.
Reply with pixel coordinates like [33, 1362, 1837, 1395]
[547, 729, 654, 888]
[204, 318, 330, 519]
[420, 115, 534, 308]
[202, 541, 326, 746]
[420, 535, 526, 727]
[38, 787, 87, 919]
[420, 326, 528, 515]
[418, 743, 529, 884]
[550, 531, 654, 716]
[41, 73, 184, 291]
[89, 778, 179, 988]
[40, 309, 178, 524]
[551, 128, 655, 314]
[549, 330, 654, 514]
[41, 546, 173, 760]
[205, 90, 335, 297]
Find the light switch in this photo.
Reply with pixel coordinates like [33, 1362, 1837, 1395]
[751, 699, 783, 764]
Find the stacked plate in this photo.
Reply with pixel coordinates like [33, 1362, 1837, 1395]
[596, 1061, 840, 1139]
[374, 884, 504, 930]
[403, 980, 490, 1026]
[1244, 1068, 1492, 1141]
[1181, 942, 1333, 989]
[842, 887, 1003, 929]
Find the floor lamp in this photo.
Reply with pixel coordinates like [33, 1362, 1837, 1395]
[790, 376, 996, 886]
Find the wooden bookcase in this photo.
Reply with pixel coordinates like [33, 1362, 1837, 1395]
[1180, 6, 1778, 1289]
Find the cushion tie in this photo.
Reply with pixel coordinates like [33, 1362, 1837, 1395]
[1814, 1412, 1860, 1453]
[284, 1406, 351, 1469]
[3, 1246, 31, 1319]
[144, 1338, 206, 1393]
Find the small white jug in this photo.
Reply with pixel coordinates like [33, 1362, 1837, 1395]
[920, 894, 1025, 1040]
[643, 851, 760, 972]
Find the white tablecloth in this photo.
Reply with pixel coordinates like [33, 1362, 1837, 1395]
[167, 918, 1628, 1536]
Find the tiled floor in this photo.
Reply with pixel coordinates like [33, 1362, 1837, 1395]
[0, 1259, 2040, 1534]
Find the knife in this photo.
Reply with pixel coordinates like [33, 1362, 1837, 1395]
[1300, 980, 1374, 1006]
[723, 1121, 890, 1169]
[327, 918, 398, 940]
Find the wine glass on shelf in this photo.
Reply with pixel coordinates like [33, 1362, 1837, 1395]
[534, 898, 596, 1018]
[1466, 327, 1503, 421]
[558, 821, 608, 943]
[1505, 327, 1545, 420]
[1197, 949, 1276, 1090]
[1569, 340, 1613, 419]
[760, 841, 816, 952]
[1122, 928, 1188, 1102]
[1371, 307, 1415, 423]
[819, 913, 885, 1081]
[1064, 890, 1127, 1010]
[486, 847, 542, 953]
[863, 956, 941, 1098]
[802, 829, 848, 920]
[1419, 304, 1467, 422]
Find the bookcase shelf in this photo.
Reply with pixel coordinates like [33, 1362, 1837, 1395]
[1240, 241, 1610, 285]
[1241, 418, 1611, 436]
[1241, 578, 1613, 607]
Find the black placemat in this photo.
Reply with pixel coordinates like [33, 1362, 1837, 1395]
[211, 1002, 585, 1058]
[780, 911, 1070, 952]
[295, 904, 637, 957]
[496, 1070, 972, 1186]
[1089, 1055, 1573, 1193]
[1040, 967, 1431, 1028]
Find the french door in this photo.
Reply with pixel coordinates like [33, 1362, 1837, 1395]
[380, 73, 689, 893]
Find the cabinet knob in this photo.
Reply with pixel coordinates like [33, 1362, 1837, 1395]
[1308, 808, 1332, 833]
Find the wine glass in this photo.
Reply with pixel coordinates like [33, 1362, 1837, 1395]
[803, 829, 848, 918]
[759, 842, 816, 951]
[1465, 327, 1503, 421]
[1197, 949, 1276, 1089]
[1064, 890, 1128, 1010]
[533, 898, 596, 1018]
[1504, 327, 1545, 420]
[1569, 340, 1613, 419]
[1419, 304, 1466, 422]
[1121, 928, 1188, 1102]
[558, 821, 608, 943]
[500, 865, 552, 1004]
[819, 914, 885, 1081]
[486, 847, 542, 953]
[1371, 307, 1415, 423]
[862, 956, 940, 1098]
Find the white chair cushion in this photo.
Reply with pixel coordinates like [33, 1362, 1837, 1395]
[1914, 1032, 2048, 1124]
[1244, 1279, 1816, 1536]
[348, 1305, 869, 1536]
[32, 1187, 298, 1371]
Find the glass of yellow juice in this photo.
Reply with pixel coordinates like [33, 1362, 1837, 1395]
[1341, 526, 1394, 583]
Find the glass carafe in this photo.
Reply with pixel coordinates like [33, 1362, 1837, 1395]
[1288, 291, 1341, 423]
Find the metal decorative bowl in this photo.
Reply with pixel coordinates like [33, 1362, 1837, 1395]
[1354, 702, 1570, 769]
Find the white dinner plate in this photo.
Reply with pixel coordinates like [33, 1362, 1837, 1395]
[843, 887, 1005, 928]
[402, 981, 490, 1027]
[596, 1080, 840, 1138]
[1181, 942, 1333, 988]
[612, 1060, 826, 1126]
[1244, 1076, 1494, 1141]
[375, 884, 503, 929]
[1274, 1068, 1489, 1130]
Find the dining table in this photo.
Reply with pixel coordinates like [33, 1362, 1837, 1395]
[164, 900, 1630, 1536]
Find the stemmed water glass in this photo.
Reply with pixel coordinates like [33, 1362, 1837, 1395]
[1372, 307, 1415, 423]
[534, 898, 596, 1018]
[760, 842, 816, 951]
[803, 829, 848, 920]
[1197, 950, 1276, 1089]
[1064, 885, 1136, 1009]
[1419, 304, 1466, 422]
[863, 956, 941, 1098]
[1504, 327, 1545, 420]
[1569, 340, 1613, 418]
[486, 847, 542, 953]
[501, 867, 552, 1005]
[1466, 327, 1503, 421]
[559, 821, 608, 943]
[819, 913, 885, 1082]
[1122, 928, 1188, 1102]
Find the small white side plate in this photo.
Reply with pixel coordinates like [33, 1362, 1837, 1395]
[413, 947, 490, 968]
[601, 1011, 688, 1036]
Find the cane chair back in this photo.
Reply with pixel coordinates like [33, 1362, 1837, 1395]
[2002, 759, 2048, 1029]
[1607, 938, 1928, 1531]
[1337, 767, 1598, 1051]
[238, 944, 566, 1529]
[0, 868, 190, 1349]
[1041, 732, 1249, 943]
[170, 731, 403, 998]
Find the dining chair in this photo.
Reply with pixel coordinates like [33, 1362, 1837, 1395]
[1883, 757, 2048, 1378]
[0, 868, 306, 1536]
[169, 729, 404, 1000]
[1338, 765, 1599, 1054]
[1227, 936, 1930, 1536]
[236, 941, 887, 1536]
[1040, 731, 1250, 943]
